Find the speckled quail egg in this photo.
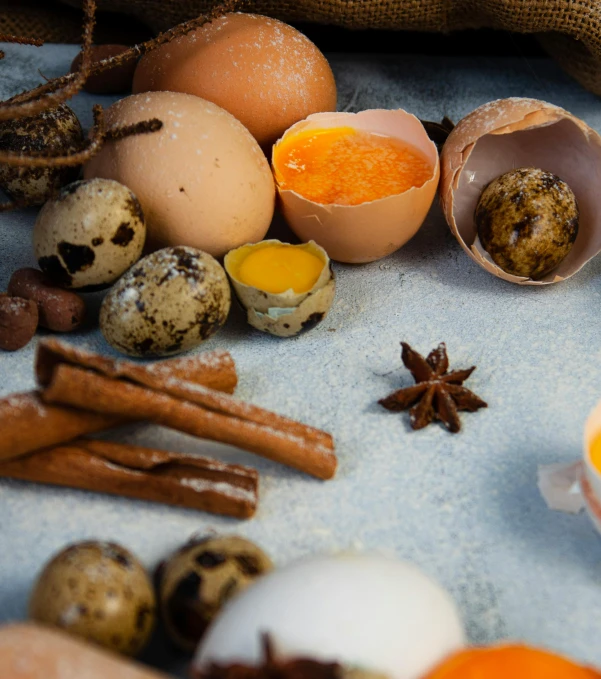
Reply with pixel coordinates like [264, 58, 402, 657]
[33, 178, 146, 290]
[28, 540, 156, 656]
[475, 168, 579, 279]
[0, 104, 83, 205]
[224, 240, 335, 337]
[156, 535, 273, 653]
[100, 246, 231, 357]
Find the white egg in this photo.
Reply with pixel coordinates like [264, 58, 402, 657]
[194, 554, 465, 679]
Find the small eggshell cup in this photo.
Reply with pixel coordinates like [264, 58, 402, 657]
[440, 97, 601, 285]
[582, 398, 601, 534]
[224, 239, 335, 337]
[272, 110, 440, 264]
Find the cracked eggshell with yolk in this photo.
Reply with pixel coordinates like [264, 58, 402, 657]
[440, 97, 601, 285]
[224, 239, 335, 337]
[194, 554, 466, 679]
[272, 109, 440, 264]
[84, 91, 275, 258]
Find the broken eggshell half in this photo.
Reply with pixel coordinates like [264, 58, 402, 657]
[440, 97, 601, 285]
[272, 110, 440, 264]
[224, 239, 335, 338]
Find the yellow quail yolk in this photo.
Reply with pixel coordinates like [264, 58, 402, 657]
[237, 245, 324, 294]
[589, 431, 601, 474]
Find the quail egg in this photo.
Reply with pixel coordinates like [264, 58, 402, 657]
[224, 239, 335, 337]
[156, 535, 273, 653]
[33, 178, 146, 290]
[28, 540, 156, 656]
[0, 104, 83, 205]
[475, 167, 579, 279]
[100, 246, 231, 357]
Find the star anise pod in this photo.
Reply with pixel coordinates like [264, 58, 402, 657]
[194, 635, 342, 679]
[379, 342, 487, 433]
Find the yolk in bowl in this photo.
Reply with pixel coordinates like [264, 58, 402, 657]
[274, 126, 433, 206]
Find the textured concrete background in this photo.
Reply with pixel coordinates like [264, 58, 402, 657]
[1, 44, 601, 675]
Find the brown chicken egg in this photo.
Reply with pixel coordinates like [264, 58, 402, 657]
[272, 109, 440, 263]
[440, 97, 601, 285]
[132, 13, 337, 149]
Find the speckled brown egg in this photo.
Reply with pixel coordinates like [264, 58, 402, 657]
[475, 167, 579, 279]
[0, 104, 83, 205]
[28, 541, 156, 656]
[156, 535, 273, 653]
[33, 178, 146, 290]
[100, 246, 230, 357]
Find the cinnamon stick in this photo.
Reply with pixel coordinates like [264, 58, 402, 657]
[42, 364, 337, 480]
[0, 343, 238, 463]
[36, 338, 238, 394]
[0, 438, 258, 519]
[0, 391, 120, 462]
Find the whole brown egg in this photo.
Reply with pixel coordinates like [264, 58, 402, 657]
[132, 13, 337, 149]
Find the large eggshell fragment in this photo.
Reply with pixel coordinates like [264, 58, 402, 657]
[194, 554, 466, 679]
[273, 110, 440, 264]
[225, 239, 335, 337]
[440, 97, 601, 285]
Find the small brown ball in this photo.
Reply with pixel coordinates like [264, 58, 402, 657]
[0, 294, 38, 350]
[29, 541, 156, 657]
[71, 45, 137, 94]
[0, 104, 83, 205]
[156, 535, 273, 652]
[475, 167, 579, 279]
[8, 268, 86, 332]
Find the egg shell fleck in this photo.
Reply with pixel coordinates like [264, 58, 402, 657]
[132, 13, 337, 149]
[194, 554, 465, 679]
[224, 239, 335, 337]
[272, 109, 440, 264]
[440, 97, 601, 285]
[84, 92, 275, 258]
[33, 178, 146, 290]
[100, 246, 231, 357]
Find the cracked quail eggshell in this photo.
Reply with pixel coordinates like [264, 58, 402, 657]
[440, 97, 601, 285]
[224, 239, 335, 337]
[272, 109, 440, 264]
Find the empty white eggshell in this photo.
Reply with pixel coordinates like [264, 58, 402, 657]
[440, 97, 601, 285]
[194, 554, 465, 679]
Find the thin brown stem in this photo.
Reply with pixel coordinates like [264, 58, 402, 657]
[0, 0, 96, 119]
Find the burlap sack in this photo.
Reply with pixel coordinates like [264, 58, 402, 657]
[5, 0, 601, 95]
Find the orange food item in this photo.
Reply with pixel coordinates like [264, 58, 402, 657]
[589, 430, 601, 473]
[423, 645, 601, 679]
[274, 126, 433, 206]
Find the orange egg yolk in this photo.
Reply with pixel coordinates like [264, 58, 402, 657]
[237, 245, 324, 294]
[589, 431, 601, 473]
[274, 126, 433, 206]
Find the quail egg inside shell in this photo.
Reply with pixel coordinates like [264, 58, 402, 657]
[28, 540, 156, 656]
[440, 97, 601, 284]
[475, 167, 579, 279]
[33, 178, 146, 290]
[157, 535, 273, 652]
[100, 246, 231, 357]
